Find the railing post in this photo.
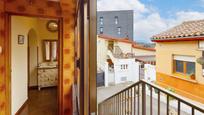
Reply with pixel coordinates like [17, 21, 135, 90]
[142, 82, 146, 115]
[98, 103, 102, 115]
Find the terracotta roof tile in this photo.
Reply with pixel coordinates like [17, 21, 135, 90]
[132, 44, 155, 51]
[152, 19, 204, 42]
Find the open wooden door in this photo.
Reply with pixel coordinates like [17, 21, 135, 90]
[88, 0, 97, 114]
[74, 0, 97, 115]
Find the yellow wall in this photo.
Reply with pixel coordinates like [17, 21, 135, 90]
[155, 41, 204, 103]
[36, 19, 58, 63]
[156, 41, 204, 84]
[157, 72, 204, 103]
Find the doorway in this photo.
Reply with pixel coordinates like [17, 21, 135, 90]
[10, 15, 60, 115]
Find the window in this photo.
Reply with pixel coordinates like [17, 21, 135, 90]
[174, 60, 195, 75]
[100, 27, 103, 34]
[115, 16, 118, 24]
[186, 62, 195, 75]
[175, 60, 184, 73]
[117, 27, 121, 35]
[44, 40, 58, 61]
[173, 55, 195, 77]
[121, 64, 128, 70]
[126, 65, 128, 69]
[100, 17, 103, 25]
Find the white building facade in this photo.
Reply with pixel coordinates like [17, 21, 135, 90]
[97, 35, 156, 87]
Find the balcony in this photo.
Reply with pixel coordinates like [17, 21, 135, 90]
[98, 80, 204, 115]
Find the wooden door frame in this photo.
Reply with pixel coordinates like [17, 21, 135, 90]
[6, 13, 63, 115]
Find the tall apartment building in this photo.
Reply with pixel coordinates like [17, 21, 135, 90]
[97, 10, 134, 40]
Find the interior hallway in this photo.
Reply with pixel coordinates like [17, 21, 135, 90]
[18, 88, 57, 115]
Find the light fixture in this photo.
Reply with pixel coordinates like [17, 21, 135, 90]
[47, 20, 58, 32]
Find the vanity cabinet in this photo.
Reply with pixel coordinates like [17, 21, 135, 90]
[37, 67, 58, 90]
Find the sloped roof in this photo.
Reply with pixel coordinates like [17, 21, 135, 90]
[152, 19, 204, 42]
[132, 44, 155, 51]
[98, 34, 155, 51]
[135, 55, 156, 62]
[98, 34, 134, 44]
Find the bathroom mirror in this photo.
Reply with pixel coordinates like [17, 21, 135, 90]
[44, 40, 58, 61]
[51, 41, 57, 61]
[44, 41, 51, 61]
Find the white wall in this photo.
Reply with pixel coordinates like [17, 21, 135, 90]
[104, 41, 140, 85]
[104, 62, 109, 87]
[144, 64, 156, 81]
[114, 59, 139, 84]
[11, 16, 36, 115]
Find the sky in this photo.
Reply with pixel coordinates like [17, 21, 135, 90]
[97, 0, 204, 43]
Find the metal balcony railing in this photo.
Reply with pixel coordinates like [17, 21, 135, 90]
[98, 80, 204, 115]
